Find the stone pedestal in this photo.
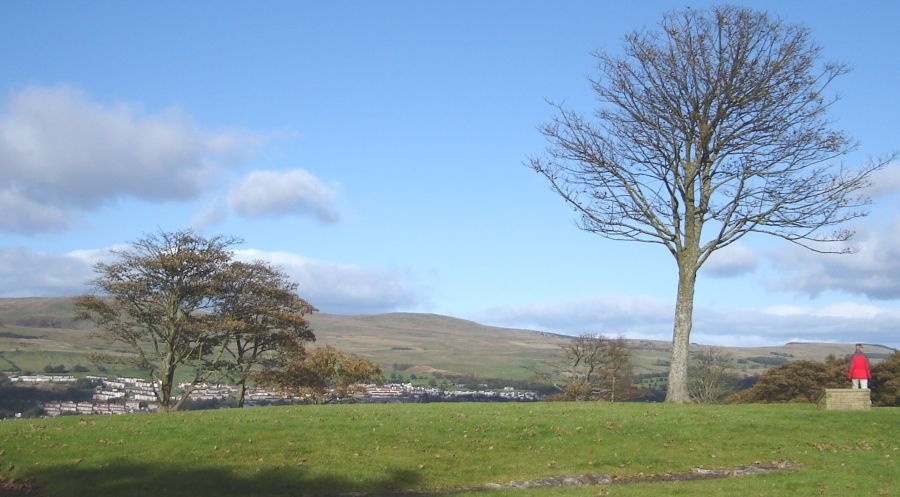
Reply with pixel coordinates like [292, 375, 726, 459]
[820, 388, 871, 410]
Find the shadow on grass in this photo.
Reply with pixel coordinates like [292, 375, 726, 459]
[3, 460, 802, 497]
[15, 461, 422, 497]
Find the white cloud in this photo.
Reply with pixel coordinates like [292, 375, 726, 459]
[234, 249, 426, 314]
[701, 242, 759, 278]
[0, 84, 259, 234]
[228, 169, 339, 223]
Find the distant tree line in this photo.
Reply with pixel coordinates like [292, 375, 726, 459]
[42, 364, 90, 374]
[743, 356, 791, 367]
[11, 316, 78, 329]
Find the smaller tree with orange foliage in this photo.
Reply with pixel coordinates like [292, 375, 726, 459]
[260, 345, 384, 404]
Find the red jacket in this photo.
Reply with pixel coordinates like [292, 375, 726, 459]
[848, 352, 871, 380]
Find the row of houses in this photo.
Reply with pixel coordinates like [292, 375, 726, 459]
[8, 374, 540, 417]
[41, 401, 150, 417]
[91, 376, 158, 405]
[179, 382, 295, 405]
[359, 383, 539, 402]
[184, 382, 540, 404]
[8, 374, 77, 383]
[37, 381, 297, 417]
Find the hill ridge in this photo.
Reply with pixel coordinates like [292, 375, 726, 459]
[1, 297, 894, 380]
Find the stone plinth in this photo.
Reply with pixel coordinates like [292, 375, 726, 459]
[820, 388, 871, 410]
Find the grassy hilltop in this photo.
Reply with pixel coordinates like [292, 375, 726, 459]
[0, 402, 897, 497]
[2, 298, 898, 496]
[2, 297, 892, 383]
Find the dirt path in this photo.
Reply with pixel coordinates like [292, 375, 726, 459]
[341, 461, 799, 497]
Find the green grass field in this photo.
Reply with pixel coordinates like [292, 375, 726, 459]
[0, 402, 896, 497]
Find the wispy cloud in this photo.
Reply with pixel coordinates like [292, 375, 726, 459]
[863, 160, 900, 199]
[701, 242, 760, 278]
[228, 169, 340, 223]
[474, 295, 900, 348]
[0, 84, 260, 234]
[233, 249, 425, 314]
[472, 295, 674, 337]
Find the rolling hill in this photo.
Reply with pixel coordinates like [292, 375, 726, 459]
[0, 297, 894, 381]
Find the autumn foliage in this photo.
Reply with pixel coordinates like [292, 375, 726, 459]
[259, 345, 384, 403]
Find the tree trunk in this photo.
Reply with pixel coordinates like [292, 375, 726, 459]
[159, 350, 177, 412]
[610, 375, 616, 403]
[236, 379, 247, 408]
[666, 263, 697, 403]
[158, 377, 173, 412]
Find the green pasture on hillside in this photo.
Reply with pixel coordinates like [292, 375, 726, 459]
[0, 349, 146, 379]
[0, 402, 896, 497]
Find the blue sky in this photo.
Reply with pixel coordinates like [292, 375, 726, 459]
[1, 1, 899, 348]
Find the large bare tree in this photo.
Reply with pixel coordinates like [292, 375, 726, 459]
[530, 6, 890, 402]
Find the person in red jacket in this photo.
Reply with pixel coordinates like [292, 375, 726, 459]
[848, 343, 872, 389]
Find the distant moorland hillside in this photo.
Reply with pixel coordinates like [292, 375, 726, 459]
[0, 297, 894, 382]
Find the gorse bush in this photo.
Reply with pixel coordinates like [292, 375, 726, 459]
[872, 352, 900, 406]
[729, 352, 900, 405]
